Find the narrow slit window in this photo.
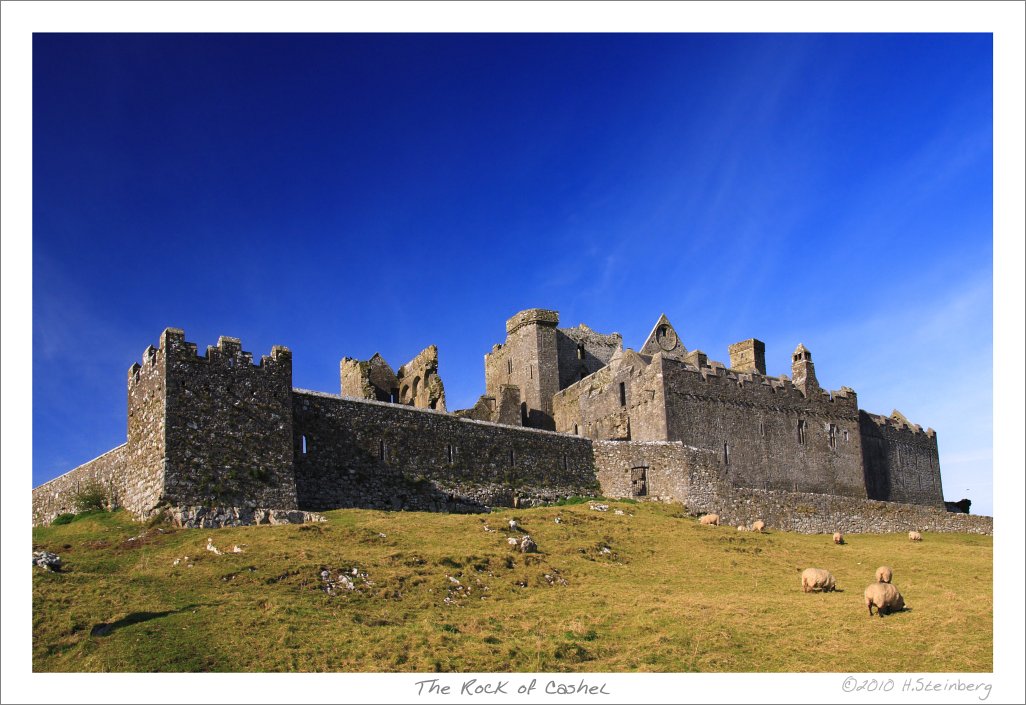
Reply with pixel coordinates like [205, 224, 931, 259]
[573, 423, 579, 435]
[301, 435, 308, 455]
[619, 382, 626, 407]
[509, 448, 516, 467]
[507, 359, 513, 375]
[379, 440, 386, 461]
[797, 419, 807, 445]
[447, 444, 454, 464]
[828, 424, 837, 450]
[759, 420, 765, 437]
[577, 343, 585, 360]
[529, 364, 533, 379]
[563, 453, 568, 471]
[723, 442, 729, 466]
[843, 429, 849, 443]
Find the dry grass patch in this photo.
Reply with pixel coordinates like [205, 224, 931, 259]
[32, 503, 991, 672]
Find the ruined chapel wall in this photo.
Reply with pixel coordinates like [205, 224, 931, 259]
[555, 326, 622, 391]
[397, 345, 446, 411]
[660, 358, 868, 499]
[32, 444, 127, 526]
[340, 355, 399, 403]
[292, 391, 598, 512]
[161, 330, 297, 510]
[859, 412, 944, 508]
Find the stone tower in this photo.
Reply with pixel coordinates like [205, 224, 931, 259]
[791, 343, 820, 396]
[128, 328, 297, 511]
[484, 308, 560, 429]
[728, 338, 766, 374]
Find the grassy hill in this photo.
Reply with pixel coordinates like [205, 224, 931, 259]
[32, 500, 992, 672]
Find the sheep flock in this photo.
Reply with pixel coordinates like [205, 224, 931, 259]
[697, 513, 918, 618]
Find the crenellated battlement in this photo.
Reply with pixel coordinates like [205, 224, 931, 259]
[129, 328, 290, 386]
[505, 308, 559, 335]
[660, 356, 859, 409]
[554, 348, 859, 412]
[861, 409, 936, 438]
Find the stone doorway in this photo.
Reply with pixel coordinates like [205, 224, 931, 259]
[631, 466, 648, 497]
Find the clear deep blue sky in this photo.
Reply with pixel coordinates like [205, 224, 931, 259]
[32, 33, 993, 513]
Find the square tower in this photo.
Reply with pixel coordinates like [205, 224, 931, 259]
[127, 328, 297, 513]
[728, 338, 766, 374]
[485, 309, 560, 429]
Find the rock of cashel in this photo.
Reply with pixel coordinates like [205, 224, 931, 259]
[32, 309, 991, 535]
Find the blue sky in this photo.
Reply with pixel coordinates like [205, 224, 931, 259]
[32, 33, 994, 513]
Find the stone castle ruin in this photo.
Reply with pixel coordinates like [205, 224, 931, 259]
[32, 309, 990, 534]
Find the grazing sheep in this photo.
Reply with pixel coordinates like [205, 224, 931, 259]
[801, 568, 837, 593]
[875, 566, 893, 583]
[833, 532, 844, 545]
[699, 514, 719, 526]
[751, 520, 765, 533]
[909, 530, 922, 542]
[737, 525, 748, 532]
[864, 582, 905, 617]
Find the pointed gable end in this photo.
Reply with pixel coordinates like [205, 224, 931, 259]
[639, 313, 687, 361]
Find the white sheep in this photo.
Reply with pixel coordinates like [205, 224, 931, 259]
[801, 567, 837, 593]
[737, 525, 749, 532]
[864, 581, 905, 617]
[875, 566, 893, 583]
[908, 530, 922, 542]
[751, 520, 765, 533]
[699, 513, 719, 526]
[833, 532, 844, 545]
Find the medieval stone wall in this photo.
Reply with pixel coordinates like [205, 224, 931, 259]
[859, 411, 944, 507]
[124, 335, 170, 515]
[659, 356, 869, 499]
[31, 444, 127, 525]
[161, 330, 297, 510]
[687, 483, 991, 535]
[593, 440, 990, 535]
[292, 390, 598, 512]
[592, 440, 718, 501]
[553, 351, 668, 441]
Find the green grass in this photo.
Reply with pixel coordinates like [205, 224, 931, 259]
[31, 501, 992, 672]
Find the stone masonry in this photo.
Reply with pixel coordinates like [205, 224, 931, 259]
[33, 308, 984, 534]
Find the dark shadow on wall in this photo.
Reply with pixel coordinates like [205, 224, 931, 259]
[294, 442, 499, 514]
[859, 412, 892, 501]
